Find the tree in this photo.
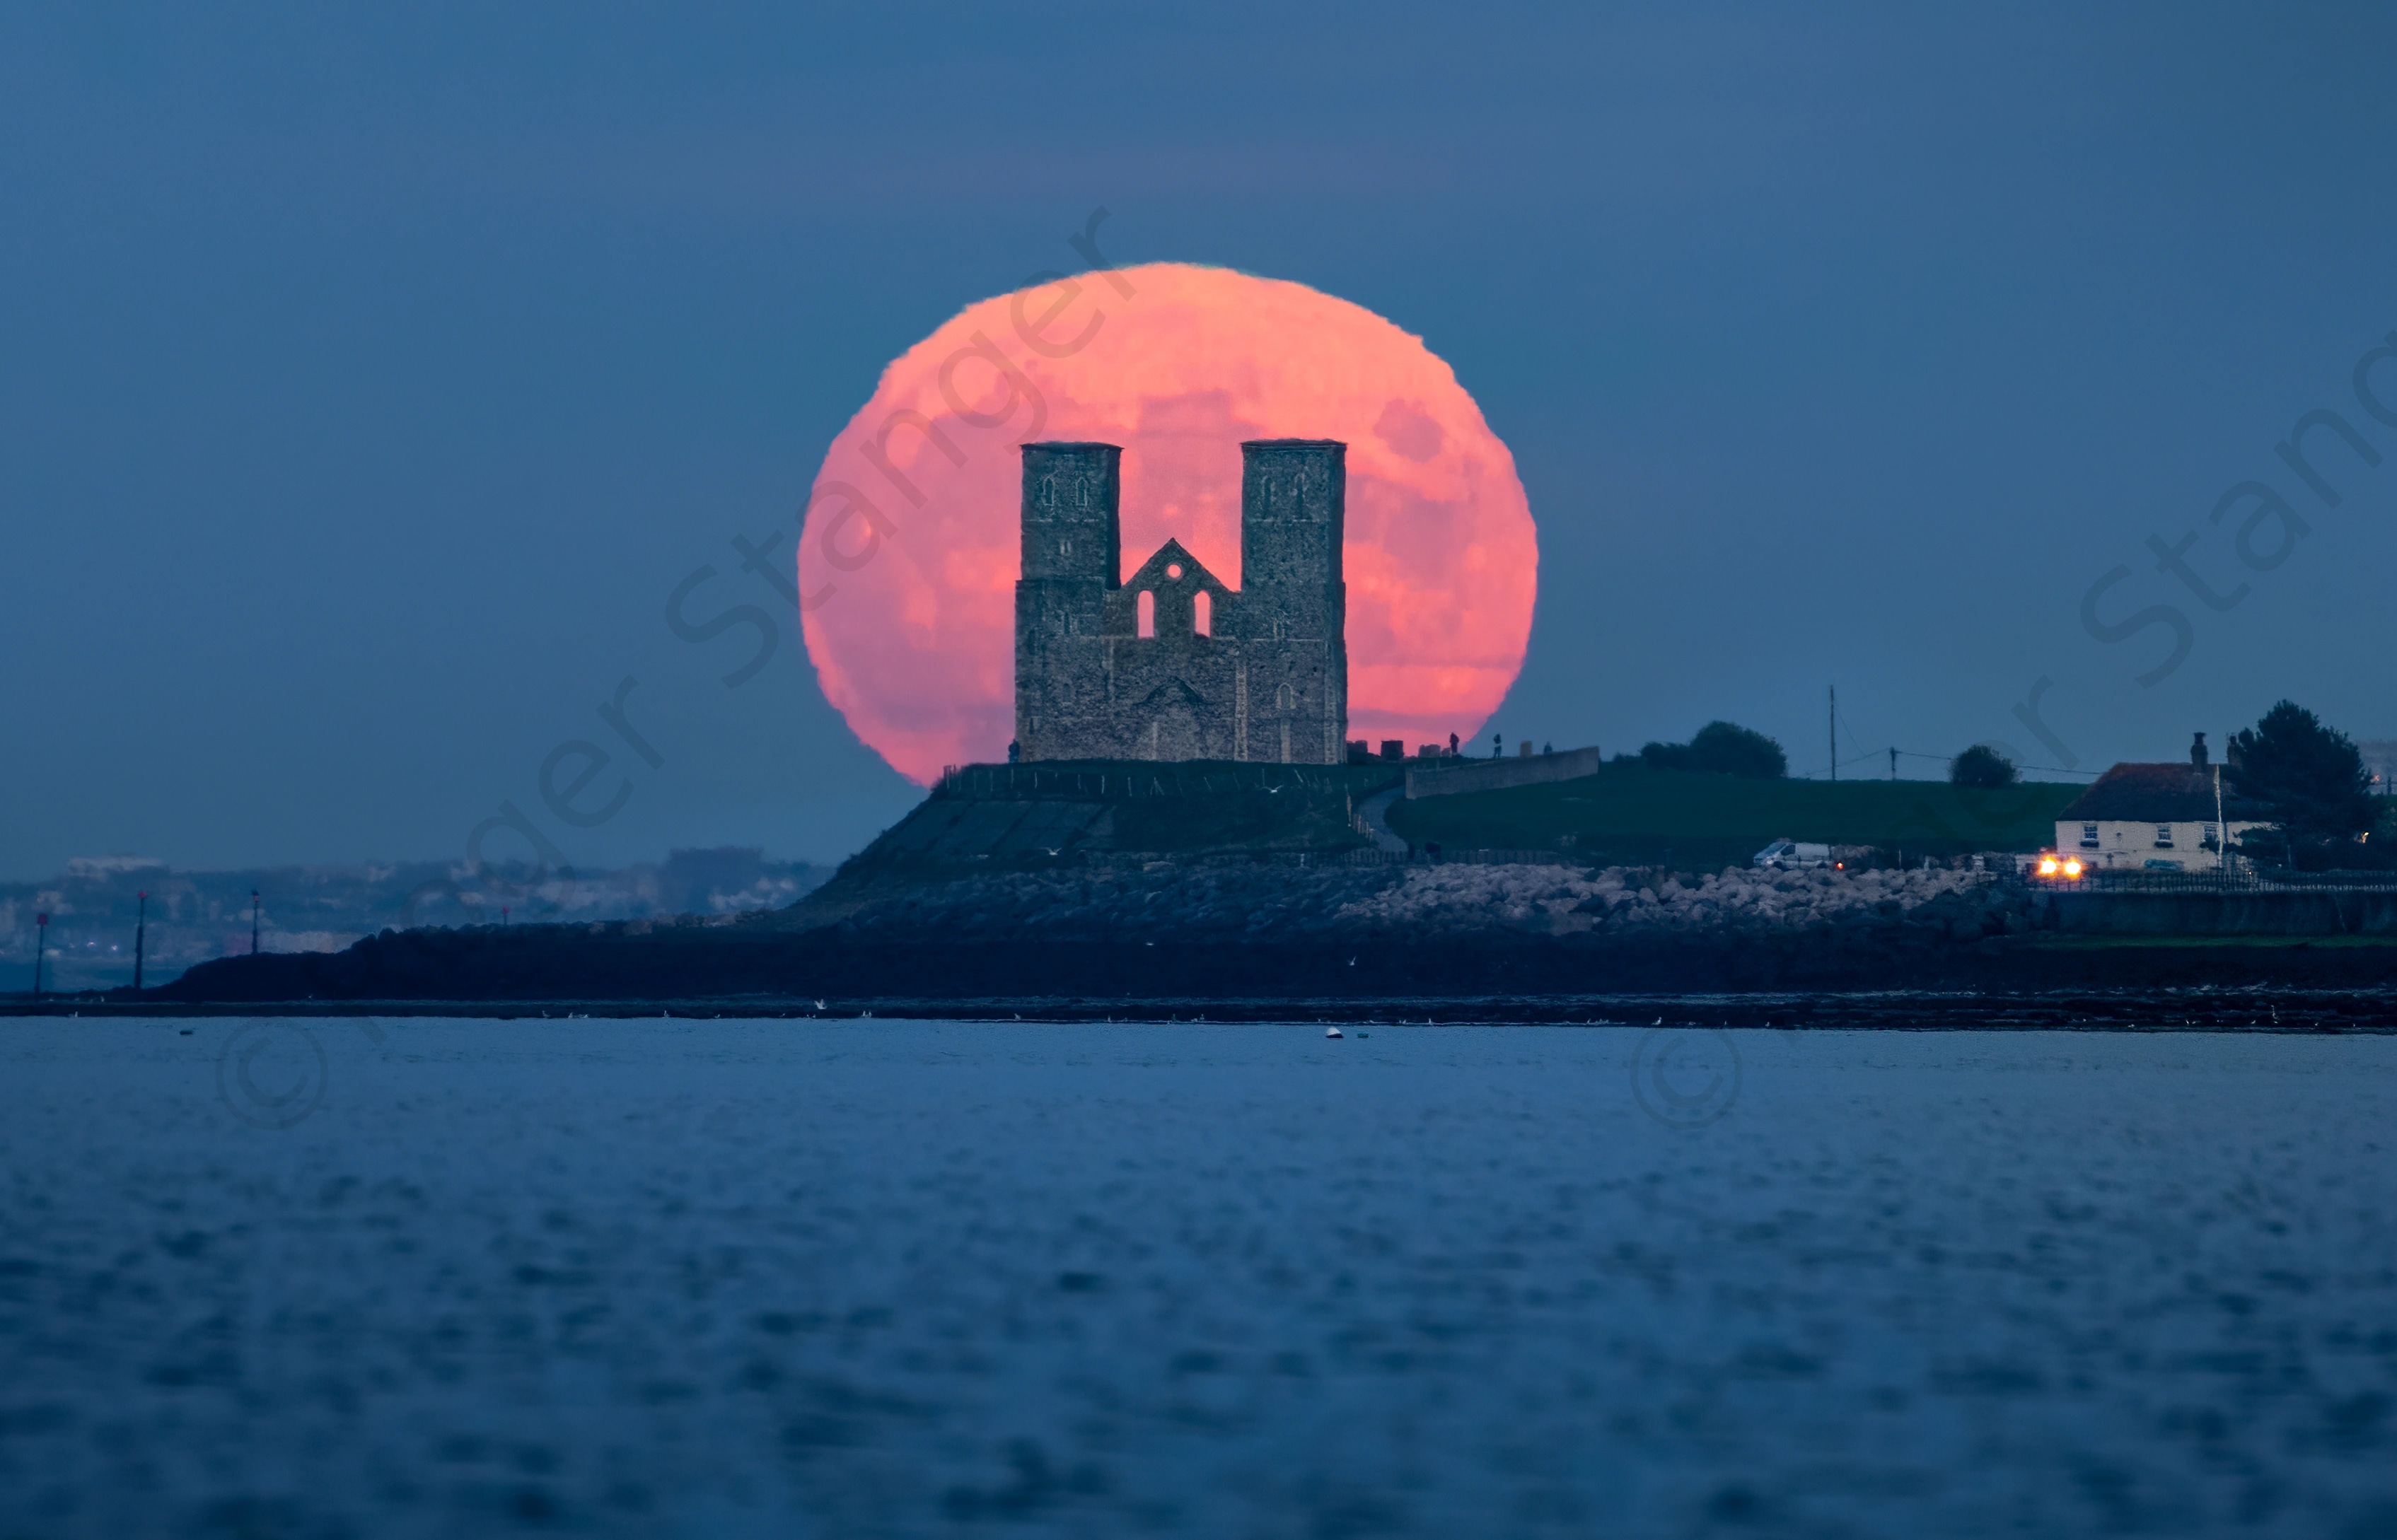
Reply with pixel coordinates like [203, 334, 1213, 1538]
[1639, 721, 1787, 778]
[2226, 700, 2374, 863]
[1689, 721, 1787, 778]
[1949, 744, 2019, 789]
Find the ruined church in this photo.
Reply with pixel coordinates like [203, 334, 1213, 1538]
[1014, 439, 1347, 764]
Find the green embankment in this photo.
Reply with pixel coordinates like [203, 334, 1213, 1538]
[844, 759, 1400, 875]
[1386, 764, 2082, 867]
[1093, 762, 1398, 853]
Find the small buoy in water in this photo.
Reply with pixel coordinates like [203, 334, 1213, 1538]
[1325, 1027, 1344, 1039]
[178, 1028, 193, 1036]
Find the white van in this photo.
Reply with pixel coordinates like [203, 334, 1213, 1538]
[1753, 839, 1832, 870]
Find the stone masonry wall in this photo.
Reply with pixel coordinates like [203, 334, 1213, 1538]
[1015, 439, 1347, 764]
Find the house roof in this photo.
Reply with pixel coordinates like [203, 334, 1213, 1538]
[2059, 763, 2270, 823]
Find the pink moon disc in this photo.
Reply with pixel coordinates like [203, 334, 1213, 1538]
[800, 262, 1537, 783]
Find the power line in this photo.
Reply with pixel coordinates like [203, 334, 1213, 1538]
[1888, 747, 2099, 778]
[1832, 708, 2036, 781]
[1801, 746, 1898, 778]
[1805, 747, 2101, 780]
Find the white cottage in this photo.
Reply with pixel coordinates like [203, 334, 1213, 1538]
[2054, 734, 2269, 870]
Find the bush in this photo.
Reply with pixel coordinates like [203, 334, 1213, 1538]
[2236, 824, 2397, 872]
[2362, 801, 2397, 870]
[1639, 721, 1787, 779]
[1949, 745, 2019, 789]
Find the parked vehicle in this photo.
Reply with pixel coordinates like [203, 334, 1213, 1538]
[1753, 839, 1832, 870]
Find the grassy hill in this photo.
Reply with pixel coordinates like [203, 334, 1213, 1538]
[778, 758, 1401, 926]
[794, 759, 2083, 931]
[828, 759, 1397, 876]
[1386, 764, 2083, 868]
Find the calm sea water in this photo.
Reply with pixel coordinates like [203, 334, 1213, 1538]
[3, 1017, 2393, 1538]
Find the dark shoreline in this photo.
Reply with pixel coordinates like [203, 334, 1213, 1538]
[5, 990, 2394, 1030]
[6, 893, 2387, 1027]
[95, 928, 2397, 998]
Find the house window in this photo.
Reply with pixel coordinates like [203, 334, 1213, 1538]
[1137, 590, 1154, 638]
[2079, 823, 2099, 848]
[2154, 824, 2173, 848]
[1194, 590, 1211, 636]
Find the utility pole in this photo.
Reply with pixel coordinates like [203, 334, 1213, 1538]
[31, 913, 47, 998]
[250, 890, 261, 956]
[2215, 762, 2228, 874]
[1828, 686, 1838, 782]
[1889, 747, 1898, 781]
[134, 892, 147, 991]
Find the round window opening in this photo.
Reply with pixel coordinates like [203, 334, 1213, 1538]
[1166, 563, 1183, 579]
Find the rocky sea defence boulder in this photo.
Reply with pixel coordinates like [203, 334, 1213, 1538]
[831, 861, 2034, 945]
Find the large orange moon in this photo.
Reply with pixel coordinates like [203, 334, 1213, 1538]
[800, 263, 1536, 783]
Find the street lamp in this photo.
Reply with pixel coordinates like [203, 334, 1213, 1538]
[134, 892, 147, 991]
[250, 890, 261, 956]
[31, 912, 47, 998]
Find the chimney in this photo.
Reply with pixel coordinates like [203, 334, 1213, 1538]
[2190, 731, 2208, 769]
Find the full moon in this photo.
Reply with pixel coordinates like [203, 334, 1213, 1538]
[800, 263, 1537, 783]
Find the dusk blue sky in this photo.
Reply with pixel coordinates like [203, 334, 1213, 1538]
[6, 4, 2396, 878]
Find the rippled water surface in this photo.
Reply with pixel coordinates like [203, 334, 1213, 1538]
[4, 1018, 2395, 1538]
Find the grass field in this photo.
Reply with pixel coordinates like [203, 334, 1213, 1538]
[845, 759, 1400, 877]
[1386, 764, 2084, 867]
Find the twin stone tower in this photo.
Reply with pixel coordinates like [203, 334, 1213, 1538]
[1014, 439, 1347, 765]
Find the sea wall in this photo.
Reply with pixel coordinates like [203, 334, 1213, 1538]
[1405, 746, 1602, 800]
[123, 916, 2397, 1005]
[2049, 889, 2397, 935]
